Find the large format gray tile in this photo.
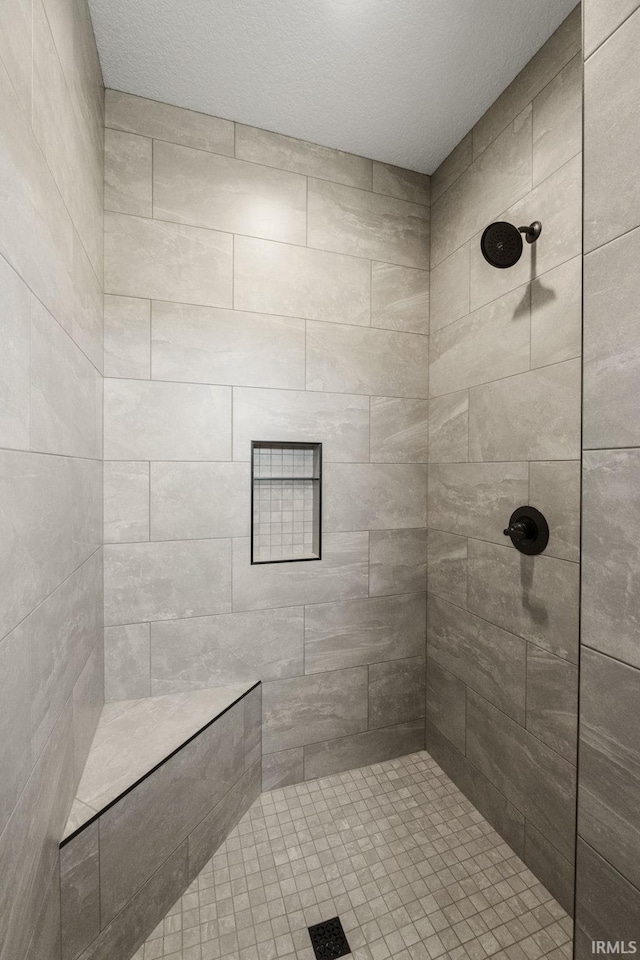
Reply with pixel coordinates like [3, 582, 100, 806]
[0, 255, 30, 449]
[468, 539, 579, 663]
[428, 391, 468, 463]
[431, 132, 472, 204]
[584, 9, 640, 251]
[530, 256, 582, 370]
[532, 53, 582, 186]
[261, 748, 304, 791]
[324, 463, 426, 531]
[584, 225, 640, 448]
[262, 668, 368, 753]
[427, 530, 467, 607]
[153, 140, 306, 244]
[575, 839, 640, 956]
[303, 721, 425, 779]
[104, 378, 231, 461]
[0, 450, 101, 640]
[104, 295, 151, 380]
[429, 243, 470, 333]
[524, 821, 575, 917]
[104, 128, 152, 217]
[151, 301, 305, 389]
[428, 594, 526, 723]
[582, 449, 640, 669]
[104, 539, 232, 625]
[304, 593, 426, 674]
[150, 607, 304, 691]
[104, 461, 150, 544]
[150, 461, 250, 540]
[232, 386, 369, 463]
[306, 321, 428, 398]
[106, 90, 234, 154]
[307, 178, 429, 269]
[529, 460, 581, 562]
[104, 211, 233, 307]
[60, 822, 100, 960]
[584, 0, 640, 55]
[429, 286, 530, 397]
[369, 528, 427, 598]
[0, 0, 32, 115]
[369, 657, 425, 729]
[234, 236, 371, 327]
[72, 643, 104, 787]
[469, 360, 581, 462]
[235, 124, 372, 188]
[0, 622, 31, 837]
[428, 461, 528, 544]
[579, 648, 640, 891]
[526, 645, 578, 762]
[425, 658, 466, 753]
[371, 262, 429, 335]
[370, 397, 428, 463]
[431, 106, 532, 266]
[466, 691, 576, 861]
[232, 533, 369, 611]
[104, 623, 151, 702]
[372, 162, 430, 205]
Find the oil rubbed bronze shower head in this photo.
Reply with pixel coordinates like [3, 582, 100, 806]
[480, 220, 542, 268]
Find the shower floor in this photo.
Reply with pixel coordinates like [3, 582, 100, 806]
[134, 751, 572, 960]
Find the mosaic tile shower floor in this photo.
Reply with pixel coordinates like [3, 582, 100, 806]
[134, 752, 572, 960]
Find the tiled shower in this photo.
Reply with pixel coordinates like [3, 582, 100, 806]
[1, 0, 640, 958]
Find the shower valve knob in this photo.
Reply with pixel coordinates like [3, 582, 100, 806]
[503, 506, 549, 556]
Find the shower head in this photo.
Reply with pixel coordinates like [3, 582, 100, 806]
[480, 220, 542, 268]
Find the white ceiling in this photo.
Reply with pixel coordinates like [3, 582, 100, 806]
[88, 0, 579, 175]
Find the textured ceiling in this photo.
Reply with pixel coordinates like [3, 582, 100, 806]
[88, 0, 579, 174]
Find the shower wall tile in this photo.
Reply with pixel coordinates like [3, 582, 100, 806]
[150, 607, 304, 691]
[231, 533, 369, 611]
[428, 594, 526, 723]
[106, 89, 234, 155]
[234, 236, 371, 326]
[232, 386, 370, 463]
[428, 461, 528, 544]
[575, 840, 640, 956]
[153, 140, 307, 244]
[104, 461, 149, 543]
[431, 106, 532, 266]
[262, 668, 369, 753]
[303, 593, 426, 674]
[529, 460, 581, 562]
[425, 659, 466, 753]
[324, 463, 427, 531]
[104, 128, 152, 217]
[466, 690, 576, 862]
[104, 211, 233, 306]
[532, 53, 582, 186]
[429, 286, 530, 397]
[467, 539, 579, 663]
[0, 256, 30, 450]
[428, 391, 468, 463]
[150, 461, 250, 541]
[526, 645, 578, 762]
[104, 295, 150, 379]
[584, 8, 640, 251]
[151, 301, 306, 390]
[306, 320, 428, 398]
[307, 178, 429, 268]
[583, 225, 640, 449]
[468, 360, 581, 462]
[431, 132, 472, 204]
[368, 657, 426, 729]
[429, 242, 470, 333]
[0, 0, 32, 115]
[582, 449, 640, 669]
[426, 530, 467, 607]
[303, 720, 425, 780]
[0, 622, 32, 837]
[372, 161, 430, 205]
[583, 0, 640, 55]
[262, 748, 304, 791]
[235, 124, 372, 188]
[530, 256, 582, 369]
[59, 821, 100, 960]
[524, 821, 575, 916]
[369, 528, 427, 598]
[104, 538, 232, 625]
[104, 623, 151, 701]
[370, 262, 429, 334]
[104, 378, 231, 461]
[370, 397, 428, 462]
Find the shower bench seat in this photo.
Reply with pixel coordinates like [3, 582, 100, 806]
[59, 682, 262, 960]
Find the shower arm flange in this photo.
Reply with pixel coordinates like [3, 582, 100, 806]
[517, 221, 542, 244]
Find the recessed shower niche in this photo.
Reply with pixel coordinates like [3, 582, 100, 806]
[251, 441, 322, 564]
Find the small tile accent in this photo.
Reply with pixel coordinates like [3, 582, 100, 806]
[252, 443, 321, 563]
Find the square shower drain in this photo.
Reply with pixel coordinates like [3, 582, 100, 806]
[308, 917, 351, 960]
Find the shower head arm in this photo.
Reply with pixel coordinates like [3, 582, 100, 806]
[517, 221, 542, 244]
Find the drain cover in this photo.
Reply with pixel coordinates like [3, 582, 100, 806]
[308, 917, 351, 960]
